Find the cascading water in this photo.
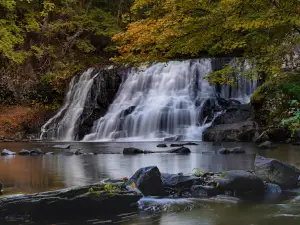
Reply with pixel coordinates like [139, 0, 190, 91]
[40, 69, 96, 141]
[41, 59, 258, 142]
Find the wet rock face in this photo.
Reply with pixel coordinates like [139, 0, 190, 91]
[123, 148, 144, 154]
[254, 155, 300, 189]
[203, 120, 259, 142]
[129, 166, 165, 196]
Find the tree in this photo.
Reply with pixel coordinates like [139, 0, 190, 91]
[113, 0, 300, 79]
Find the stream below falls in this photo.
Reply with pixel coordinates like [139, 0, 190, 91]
[0, 142, 300, 224]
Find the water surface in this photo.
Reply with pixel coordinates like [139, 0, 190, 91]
[0, 141, 300, 225]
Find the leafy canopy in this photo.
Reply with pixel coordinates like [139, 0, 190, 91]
[114, 0, 300, 78]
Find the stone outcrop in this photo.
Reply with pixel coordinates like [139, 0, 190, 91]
[254, 155, 300, 189]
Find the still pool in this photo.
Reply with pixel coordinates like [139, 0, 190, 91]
[0, 141, 300, 225]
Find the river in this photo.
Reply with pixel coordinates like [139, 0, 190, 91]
[0, 141, 300, 224]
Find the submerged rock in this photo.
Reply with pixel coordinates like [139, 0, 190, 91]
[123, 148, 144, 154]
[129, 166, 165, 196]
[170, 143, 184, 147]
[214, 170, 265, 198]
[1, 149, 16, 156]
[75, 149, 84, 155]
[30, 148, 43, 156]
[52, 144, 71, 149]
[168, 147, 191, 154]
[258, 141, 277, 149]
[18, 149, 31, 155]
[254, 155, 300, 189]
[62, 151, 74, 156]
[157, 144, 167, 148]
[218, 148, 231, 154]
[183, 142, 198, 146]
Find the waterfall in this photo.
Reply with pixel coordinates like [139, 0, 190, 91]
[41, 59, 258, 142]
[40, 69, 96, 141]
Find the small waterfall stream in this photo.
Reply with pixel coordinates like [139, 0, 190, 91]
[40, 69, 96, 140]
[41, 59, 257, 141]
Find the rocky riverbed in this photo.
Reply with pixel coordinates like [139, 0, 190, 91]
[0, 154, 299, 222]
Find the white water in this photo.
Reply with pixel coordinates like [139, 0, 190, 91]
[40, 69, 96, 141]
[41, 59, 257, 141]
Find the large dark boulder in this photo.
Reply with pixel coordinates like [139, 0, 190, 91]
[161, 173, 201, 188]
[214, 170, 265, 198]
[254, 155, 300, 189]
[203, 121, 259, 142]
[266, 127, 290, 142]
[0, 183, 142, 219]
[213, 104, 251, 126]
[123, 148, 144, 154]
[129, 166, 165, 196]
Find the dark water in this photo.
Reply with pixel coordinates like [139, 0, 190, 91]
[0, 141, 300, 225]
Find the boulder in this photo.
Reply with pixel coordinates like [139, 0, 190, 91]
[19, 149, 31, 155]
[157, 144, 167, 148]
[161, 173, 201, 188]
[203, 121, 259, 142]
[213, 104, 251, 126]
[1, 149, 16, 156]
[254, 155, 300, 189]
[129, 166, 165, 196]
[30, 148, 43, 156]
[168, 147, 191, 154]
[183, 142, 198, 146]
[258, 141, 277, 149]
[0, 183, 142, 218]
[266, 128, 289, 142]
[170, 144, 184, 147]
[253, 131, 269, 144]
[218, 148, 231, 154]
[75, 149, 84, 155]
[52, 144, 71, 149]
[214, 170, 265, 198]
[191, 185, 221, 197]
[123, 148, 144, 154]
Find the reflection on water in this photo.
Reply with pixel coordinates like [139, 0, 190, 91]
[0, 141, 300, 225]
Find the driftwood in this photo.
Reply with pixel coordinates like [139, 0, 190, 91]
[0, 182, 142, 219]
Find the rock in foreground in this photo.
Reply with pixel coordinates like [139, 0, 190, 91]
[0, 183, 142, 218]
[254, 155, 300, 189]
[214, 170, 265, 198]
[129, 166, 165, 196]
